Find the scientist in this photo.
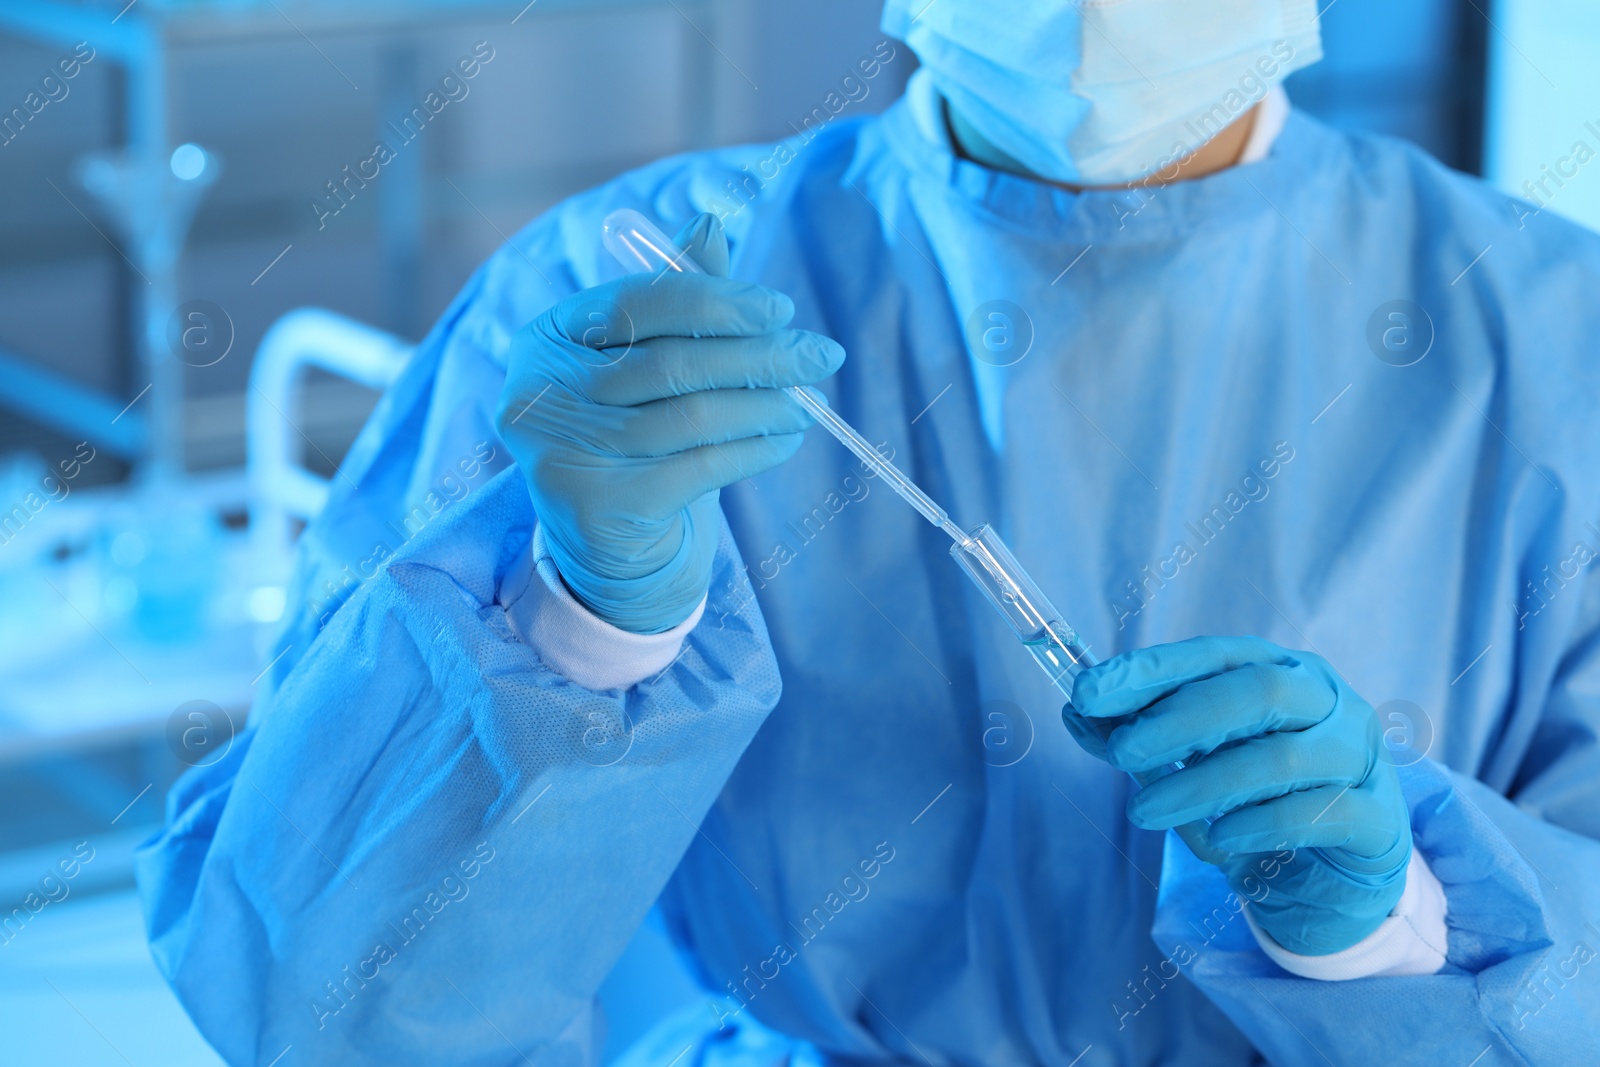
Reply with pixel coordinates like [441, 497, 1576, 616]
[140, 1, 1600, 1064]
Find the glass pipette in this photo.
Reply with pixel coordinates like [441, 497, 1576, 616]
[601, 210, 976, 548]
[600, 209, 1221, 862]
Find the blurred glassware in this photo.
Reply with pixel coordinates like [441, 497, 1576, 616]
[99, 494, 223, 643]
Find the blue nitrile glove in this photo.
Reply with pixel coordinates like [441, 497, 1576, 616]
[1065, 636, 1413, 956]
[495, 214, 844, 633]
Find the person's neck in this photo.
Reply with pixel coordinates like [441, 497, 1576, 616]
[946, 102, 1261, 191]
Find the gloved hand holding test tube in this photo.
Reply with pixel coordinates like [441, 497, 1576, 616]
[602, 208, 1223, 864]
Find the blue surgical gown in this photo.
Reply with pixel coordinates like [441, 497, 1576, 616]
[138, 72, 1600, 1066]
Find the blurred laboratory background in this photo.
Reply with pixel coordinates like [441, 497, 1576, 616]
[0, 0, 1595, 1062]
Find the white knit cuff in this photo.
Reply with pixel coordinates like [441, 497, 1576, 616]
[1238, 84, 1290, 165]
[1245, 848, 1449, 981]
[500, 525, 704, 691]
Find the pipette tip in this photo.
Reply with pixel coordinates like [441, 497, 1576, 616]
[941, 520, 976, 548]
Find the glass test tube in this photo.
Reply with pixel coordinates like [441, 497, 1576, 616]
[951, 526, 1223, 862]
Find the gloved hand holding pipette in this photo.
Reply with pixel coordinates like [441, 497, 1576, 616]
[494, 214, 844, 634]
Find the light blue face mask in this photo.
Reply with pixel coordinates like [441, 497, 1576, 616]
[881, 0, 1323, 186]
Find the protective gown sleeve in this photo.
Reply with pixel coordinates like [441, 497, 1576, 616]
[136, 468, 777, 1067]
[133, 157, 782, 1065]
[1153, 572, 1600, 1066]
